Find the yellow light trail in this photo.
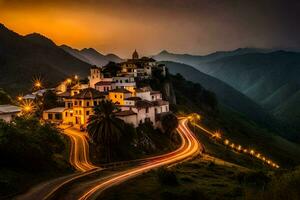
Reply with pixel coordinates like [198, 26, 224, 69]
[62, 127, 98, 172]
[78, 118, 202, 200]
[191, 118, 279, 168]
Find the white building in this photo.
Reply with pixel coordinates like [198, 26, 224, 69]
[0, 105, 21, 122]
[119, 98, 155, 127]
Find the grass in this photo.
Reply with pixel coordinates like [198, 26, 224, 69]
[98, 158, 255, 200]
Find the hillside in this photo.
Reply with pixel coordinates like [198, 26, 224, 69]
[162, 61, 299, 141]
[0, 24, 92, 94]
[195, 51, 300, 132]
[61, 45, 123, 66]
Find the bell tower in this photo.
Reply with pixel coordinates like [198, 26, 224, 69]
[132, 49, 139, 60]
[89, 66, 102, 88]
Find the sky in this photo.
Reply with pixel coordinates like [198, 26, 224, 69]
[0, 0, 300, 57]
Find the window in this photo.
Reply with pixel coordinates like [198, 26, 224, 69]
[48, 113, 53, 119]
[87, 101, 90, 107]
[125, 79, 129, 83]
[79, 101, 82, 106]
[86, 111, 90, 115]
[65, 112, 68, 117]
[55, 113, 61, 120]
[146, 107, 149, 113]
[155, 108, 157, 114]
[120, 80, 123, 83]
[120, 94, 123, 99]
[74, 101, 78, 106]
[94, 101, 97, 106]
[115, 95, 117, 98]
[152, 96, 154, 100]
[79, 110, 82, 115]
[68, 103, 72, 108]
[70, 113, 73, 117]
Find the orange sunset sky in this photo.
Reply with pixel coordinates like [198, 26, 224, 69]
[1, 0, 299, 57]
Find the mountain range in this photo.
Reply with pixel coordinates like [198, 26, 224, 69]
[1, 23, 299, 140]
[60, 45, 123, 66]
[0, 24, 122, 94]
[155, 50, 300, 135]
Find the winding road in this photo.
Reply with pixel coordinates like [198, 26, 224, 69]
[63, 127, 98, 172]
[15, 117, 202, 200]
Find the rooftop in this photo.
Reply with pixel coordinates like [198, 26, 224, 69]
[0, 105, 21, 114]
[125, 97, 142, 101]
[153, 100, 169, 106]
[72, 88, 105, 99]
[115, 110, 137, 116]
[95, 81, 114, 86]
[44, 107, 65, 113]
[109, 88, 132, 93]
[150, 91, 161, 95]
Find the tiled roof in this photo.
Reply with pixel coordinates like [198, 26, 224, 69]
[135, 100, 153, 108]
[44, 107, 65, 113]
[150, 91, 161, 95]
[95, 81, 114, 86]
[57, 91, 71, 98]
[115, 110, 137, 116]
[109, 88, 132, 93]
[153, 100, 169, 106]
[72, 88, 105, 99]
[125, 97, 142, 101]
[0, 105, 21, 114]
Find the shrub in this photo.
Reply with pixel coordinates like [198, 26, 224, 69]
[156, 167, 179, 186]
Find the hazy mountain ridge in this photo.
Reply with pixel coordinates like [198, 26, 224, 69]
[195, 51, 300, 131]
[61, 45, 123, 66]
[153, 48, 270, 66]
[0, 23, 92, 94]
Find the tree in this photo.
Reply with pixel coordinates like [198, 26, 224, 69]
[87, 100, 125, 162]
[43, 89, 60, 109]
[0, 88, 12, 104]
[102, 62, 122, 77]
[161, 113, 179, 139]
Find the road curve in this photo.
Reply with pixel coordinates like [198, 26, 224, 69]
[63, 127, 98, 172]
[77, 117, 202, 200]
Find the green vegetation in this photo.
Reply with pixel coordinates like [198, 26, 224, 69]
[87, 100, 127, 162]
[99, 158, 261, 200]
[0, 88, 12, 104]
[0, 116, 70, 197]
[245, 167, 300, 200]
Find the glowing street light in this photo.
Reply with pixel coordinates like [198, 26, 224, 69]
[237, 145, 242, 151]
[224, 139, 229, 145]
[67, 78, 72, 84]
[250, 150, 255, 155]
[21, 100, 35, 115]
[243, 149, 248, 153]
[74, 75, 79, 80]
[17, 96, 23, 101]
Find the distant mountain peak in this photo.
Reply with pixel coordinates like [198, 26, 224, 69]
[159, 50, 170, 55]
[25, 32, 56, 47]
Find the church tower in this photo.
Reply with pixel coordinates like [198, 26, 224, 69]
[132, 49, 139, 60]
[89, 66, 102, 88]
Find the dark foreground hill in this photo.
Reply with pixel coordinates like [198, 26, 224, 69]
[0, 24, 92, 94]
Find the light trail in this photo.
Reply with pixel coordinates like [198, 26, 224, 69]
[78, 118, 202, 200]
[62, 127, 98, 172]
[191, 121, 279, 168]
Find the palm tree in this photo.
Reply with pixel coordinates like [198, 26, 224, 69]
[87, 100, 125, 162]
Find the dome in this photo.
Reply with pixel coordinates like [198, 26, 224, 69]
[132, 49, 139, 59]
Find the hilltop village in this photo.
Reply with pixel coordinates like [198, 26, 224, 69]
[41, 50, 169, 129]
